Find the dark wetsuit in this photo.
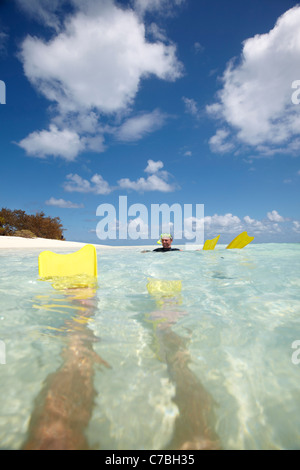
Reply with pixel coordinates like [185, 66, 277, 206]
[153, 248, 181, 252]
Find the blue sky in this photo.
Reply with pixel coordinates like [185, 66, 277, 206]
[1, 0, 300, 245]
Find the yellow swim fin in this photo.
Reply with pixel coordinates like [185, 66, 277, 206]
[226, 232, 254, 249]
[38, 244, 98, 278]
[146, 278, 182, 296]
[203, 235, 220, 251]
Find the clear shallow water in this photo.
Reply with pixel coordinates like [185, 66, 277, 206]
[0, 244, 300, 450]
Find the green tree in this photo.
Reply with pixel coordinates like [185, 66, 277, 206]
[0, 208, 65, 239]
[0, 216, 5, 235]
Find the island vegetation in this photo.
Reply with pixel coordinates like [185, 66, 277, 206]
[0, 208, 65, 240]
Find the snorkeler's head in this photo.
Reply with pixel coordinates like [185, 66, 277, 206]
[160, 233, 173, 240]
[160, 233, 173, 248]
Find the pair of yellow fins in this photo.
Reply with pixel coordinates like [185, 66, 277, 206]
[203, 231, 254, 251]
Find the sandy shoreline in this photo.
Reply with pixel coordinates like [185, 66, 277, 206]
[0, 236, 116, 250]
[0, 236, 202, 251]
[0, 236, 159, 250]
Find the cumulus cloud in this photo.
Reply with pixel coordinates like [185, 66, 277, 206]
[62, 159, 178, 195]
[200, 211, 295, 241]
[207, 6, 300, 156]
[153, 209, 299, 242]
[45, 197, 84, 208]
[144, 159, 164, 173]
[266, 210, 286, 222]
[293, 221, 300, 233]
[204, 213, 243, 233]
[118, 174, 175, 192]
[118, 159, 177, 192]
[20, 4, 182, 114]
[17, 0, 183, 159]
[243, 215, 265, 232]
[64, 173, 113, 195]
[18, 125, 85, 161]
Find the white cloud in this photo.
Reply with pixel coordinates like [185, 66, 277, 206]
[15, 0, 63, 31]
[118, 174, 175, 192]
[64, 173, 112, 195]
[20, 2, 182, 115]
[18, 125, 84, 161]
[182, 97, 199, 117]
[144, 159, 164, 173]
[45, 197, 84, 209]
[204, 213, 243, 232]
[243, 215, 266, 232]
[133, 0, 186, 16]
[62, 159, 178, 195]
[53, 111, 100, 135]
[209, 129, 235, 154]
[17, 122, 106, 160]
[18, 0, 183, 159]
[115, 110, 167, 142]
[266, 210, 286, 222]
[207, 6, 300, 155]
[82, 135, 106, 153]
[118, 159, 177, 192]
[293, 221, 300, 233]
[201, 211, 296, 241]
[152, 210, 298, 242]
[147, 22, 168, 42]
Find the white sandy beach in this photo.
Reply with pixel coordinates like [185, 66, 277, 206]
[0, 236, 186, 251]
[0, 236, 116, 250]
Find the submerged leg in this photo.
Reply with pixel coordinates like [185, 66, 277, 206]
[148, 309, 221, 451]
[23, 342, 95, 450]
[157, 328, 221, 450]
[22, 289, 109, 450]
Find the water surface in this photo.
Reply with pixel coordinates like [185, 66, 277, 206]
[0, 244, 299, 449]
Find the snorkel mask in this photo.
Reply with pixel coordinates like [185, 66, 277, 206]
[157, 233, 173, 244]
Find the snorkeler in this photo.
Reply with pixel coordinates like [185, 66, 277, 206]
[142, 234, 182, 252]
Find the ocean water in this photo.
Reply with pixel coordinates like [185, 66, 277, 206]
[0, 244, 300, 450]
